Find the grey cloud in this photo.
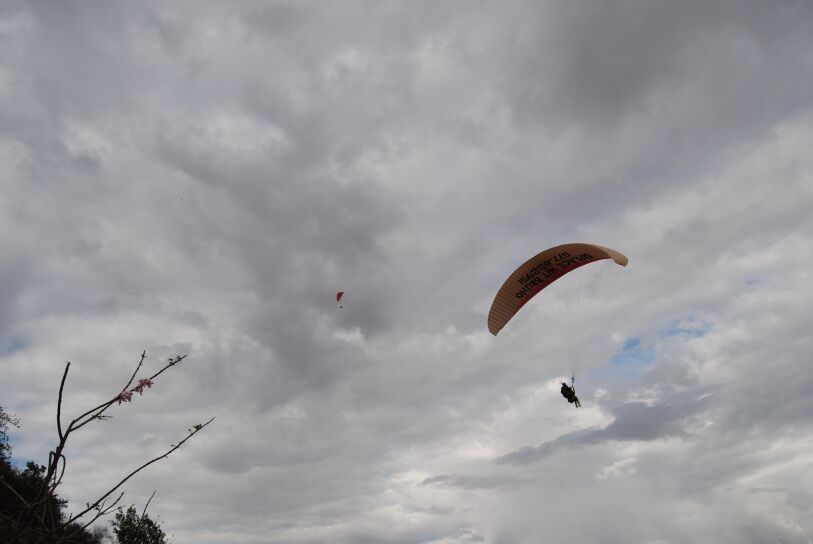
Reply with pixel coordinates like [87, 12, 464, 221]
[499, 0, 813, 130]
[2, 1, 813, 542]
[421, 473, 525, 490]
[497, 392, 711, 465]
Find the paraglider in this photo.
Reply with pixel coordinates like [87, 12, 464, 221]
[488, 243, 628, 407]
[336, 291, 344, 309]
[487, 243, 628, 336]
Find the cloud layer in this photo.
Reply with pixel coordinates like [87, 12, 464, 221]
[1, 1, 812, 542]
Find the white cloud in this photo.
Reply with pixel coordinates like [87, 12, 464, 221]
[595, 456, 637, 481]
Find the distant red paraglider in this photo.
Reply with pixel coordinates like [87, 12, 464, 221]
[336, 291, 344, 309]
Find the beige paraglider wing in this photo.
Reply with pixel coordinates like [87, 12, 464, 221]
[487, 243, 628, 335]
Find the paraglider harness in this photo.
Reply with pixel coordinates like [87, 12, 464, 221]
[561, 375, 581, 407]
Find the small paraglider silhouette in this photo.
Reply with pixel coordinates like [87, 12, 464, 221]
[560, 374, 581, 407]
[336, 291, 344, 309]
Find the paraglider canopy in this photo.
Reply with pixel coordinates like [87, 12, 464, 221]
[336, 291, 344, 303]
[487, 243, 627, 335]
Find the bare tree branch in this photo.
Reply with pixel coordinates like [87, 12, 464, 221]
[68, 351, 150, 433]
[64, 417, 215, 527]
[69, 353, 187, 434]
[61, 492, 125, 543]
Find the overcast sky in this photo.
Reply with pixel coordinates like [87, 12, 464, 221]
[1, 1, 812, 542]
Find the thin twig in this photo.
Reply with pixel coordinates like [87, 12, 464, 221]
[122, 350, 149, 391]
[146, 355, 187, 383]
[139, 490, 157, 525]
[134, 490, 158, 536]
[57, 362, 70, 442]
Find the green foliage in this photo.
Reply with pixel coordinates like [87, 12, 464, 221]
[1, 405, 20, 462]
[112, 505, 167, 544]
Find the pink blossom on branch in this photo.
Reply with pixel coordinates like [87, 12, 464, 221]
[116, 390, 133, 404]
[132, 378, 154, 395]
